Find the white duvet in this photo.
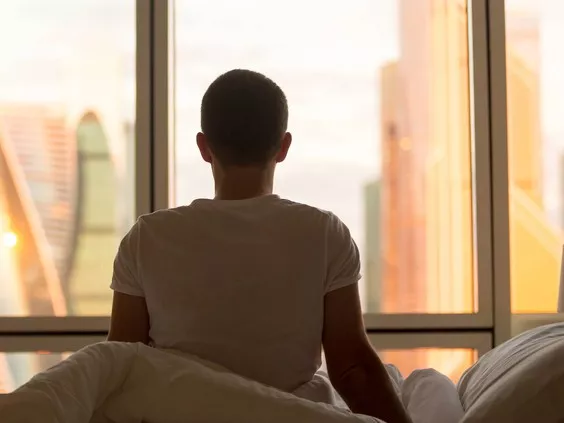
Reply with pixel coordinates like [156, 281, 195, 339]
[0, 342, 464, 423]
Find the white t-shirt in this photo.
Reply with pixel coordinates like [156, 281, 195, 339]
[111, 194, 361, 392]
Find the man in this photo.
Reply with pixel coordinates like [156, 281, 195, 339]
[109, 69, 412, 423]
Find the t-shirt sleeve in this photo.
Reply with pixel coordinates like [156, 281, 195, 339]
[110, 220, 145, 297]
[324, 213, 362, 293]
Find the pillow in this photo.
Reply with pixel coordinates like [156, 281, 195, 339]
[459, 323, 564, 423]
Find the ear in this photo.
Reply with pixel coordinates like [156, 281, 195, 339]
[196, 132, 213, 163]
[275, 132, 292, 163]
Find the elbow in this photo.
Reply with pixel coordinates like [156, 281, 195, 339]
[328, 362, 372, 412]
[329, 362, 366, 391]
[326, 341, 378, 394]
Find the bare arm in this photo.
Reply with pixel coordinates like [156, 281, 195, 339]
[323, 283, 412, 423]
[108, 291, 150, 343]
[108, 220, 149, 344]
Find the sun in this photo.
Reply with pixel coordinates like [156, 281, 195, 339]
[2, 231, 18, 249]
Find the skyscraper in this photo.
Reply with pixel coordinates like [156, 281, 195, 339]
[378, 0, 473, 318]
[0, 107, 76, 390]
[0, 106, 74, 316]
[68, 112, 119, 315]
[375, 0, 473, 378]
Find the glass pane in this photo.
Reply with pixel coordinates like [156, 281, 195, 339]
[0, 352, 70, 392]
[0, 1, 136, 316]
[378, 348, 475, 383]
[173, 0, 475, 313]
[321, 348, 476, 383]
[505, 1, 564, 313]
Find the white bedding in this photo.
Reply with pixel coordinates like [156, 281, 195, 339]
[0, 342, 463, 423]
[459, 322, 564, 423]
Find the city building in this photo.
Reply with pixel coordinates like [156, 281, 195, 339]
[0, 106, 74, 317]
[68, 112, 119, 315]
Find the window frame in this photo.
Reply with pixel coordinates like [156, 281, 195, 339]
[0, 335, 105, 353]
[368, 332, 491, 357]
[0, 332, 490, 355]
[485, 0, 512, 346]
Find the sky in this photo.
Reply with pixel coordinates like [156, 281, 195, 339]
[173, 0, 398, 246]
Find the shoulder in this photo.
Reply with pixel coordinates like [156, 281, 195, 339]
[275, 198, 353, 234]
[136, 206, 193, 229]
[115, 207, 194, 247]
[274, 197, 335, 221]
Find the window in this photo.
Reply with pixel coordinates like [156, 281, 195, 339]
[367, 333, 486, 383]
[0, 335, 104, 392]
[1, 0, 533, 396]
[505, 0, 564, 313]
[320, 348, 474, 383]
[173, 0, 475, 314]
[0, 1, 136, 316]
[378, 349, 475, 383]
[0, 352, 70, 392]
[320, 332, 487, 383]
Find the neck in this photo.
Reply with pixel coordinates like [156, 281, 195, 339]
[213, 166, 275, 200]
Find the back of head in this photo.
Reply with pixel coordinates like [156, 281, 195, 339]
[201, 69, 289, 167]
